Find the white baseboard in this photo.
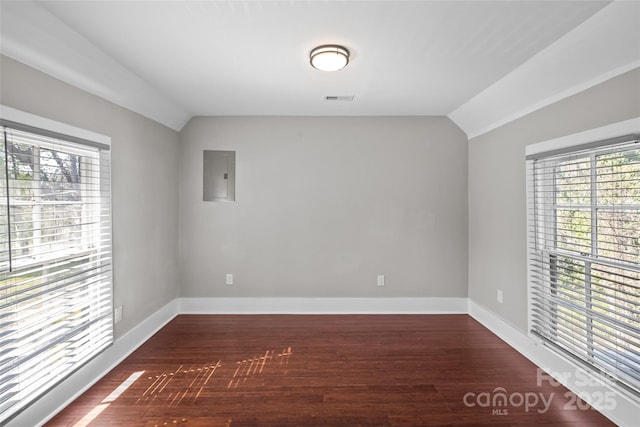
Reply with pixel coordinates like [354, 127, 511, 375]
[11, 297, 466, 426]
[177, 297, 469, 314]
[14, 297, 638, 426]
[468, 300, 640, 427]
[7, 300, 179, 427]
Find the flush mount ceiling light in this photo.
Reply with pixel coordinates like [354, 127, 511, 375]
[310, 45, 349, 71]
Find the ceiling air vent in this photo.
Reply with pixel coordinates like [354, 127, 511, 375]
[324, 95, 354, 101]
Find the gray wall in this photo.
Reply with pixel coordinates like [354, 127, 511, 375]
[8, 49, 633, 336]
[468, 67, 640, 331]
[179, 116, 468, 298]
[0, 55, 180, 338]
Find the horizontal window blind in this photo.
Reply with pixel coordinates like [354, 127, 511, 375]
[0, 123, 113, 423]
[527, 135, 640, 397]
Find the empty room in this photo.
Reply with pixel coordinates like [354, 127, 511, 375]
[0, 1, 639, 426]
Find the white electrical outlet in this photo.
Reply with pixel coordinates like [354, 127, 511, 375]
[497, 290, 503, 304]
[377, 275, 385, 287]
[114, 305, 123, 323]
[226, 273, 233, 286]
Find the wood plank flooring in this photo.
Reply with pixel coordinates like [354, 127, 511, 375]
[46, 315, 615, 426]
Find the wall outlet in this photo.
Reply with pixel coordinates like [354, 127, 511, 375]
[114, 305, 123, 323]
[497, 290, 503, 304]
[226, 273, 233, 286]
[377, 275, 385, 287]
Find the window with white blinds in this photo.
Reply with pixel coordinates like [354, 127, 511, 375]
[527, 134, 640, 398]
[0, 120, 113, 424]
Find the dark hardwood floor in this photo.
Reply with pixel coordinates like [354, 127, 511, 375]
[46, 315, 615, 426]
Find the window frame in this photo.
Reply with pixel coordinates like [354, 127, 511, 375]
[0, 105, 113, 424]
[526, 117, 640, 401]
[3, 135, 100, 271]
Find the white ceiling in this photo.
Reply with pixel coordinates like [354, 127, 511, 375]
[1, 1, 639, 135]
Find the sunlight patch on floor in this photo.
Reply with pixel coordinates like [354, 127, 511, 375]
[72, 371, 145, 427]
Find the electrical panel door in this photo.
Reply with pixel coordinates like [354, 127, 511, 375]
[203, 150, 235, 202]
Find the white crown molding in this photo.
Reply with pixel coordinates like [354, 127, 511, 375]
[3, 2, 637, 136]
[0, 1, 191, 131]
[450, 1, 640, 139]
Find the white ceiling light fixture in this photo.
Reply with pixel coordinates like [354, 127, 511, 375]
[310, 45, 350, 71]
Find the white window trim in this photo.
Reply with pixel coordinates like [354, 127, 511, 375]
[0, 105, 110, 148]
[525, 118, 640, 158]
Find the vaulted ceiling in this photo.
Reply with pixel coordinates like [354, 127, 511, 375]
[1, 1, 639, 136]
